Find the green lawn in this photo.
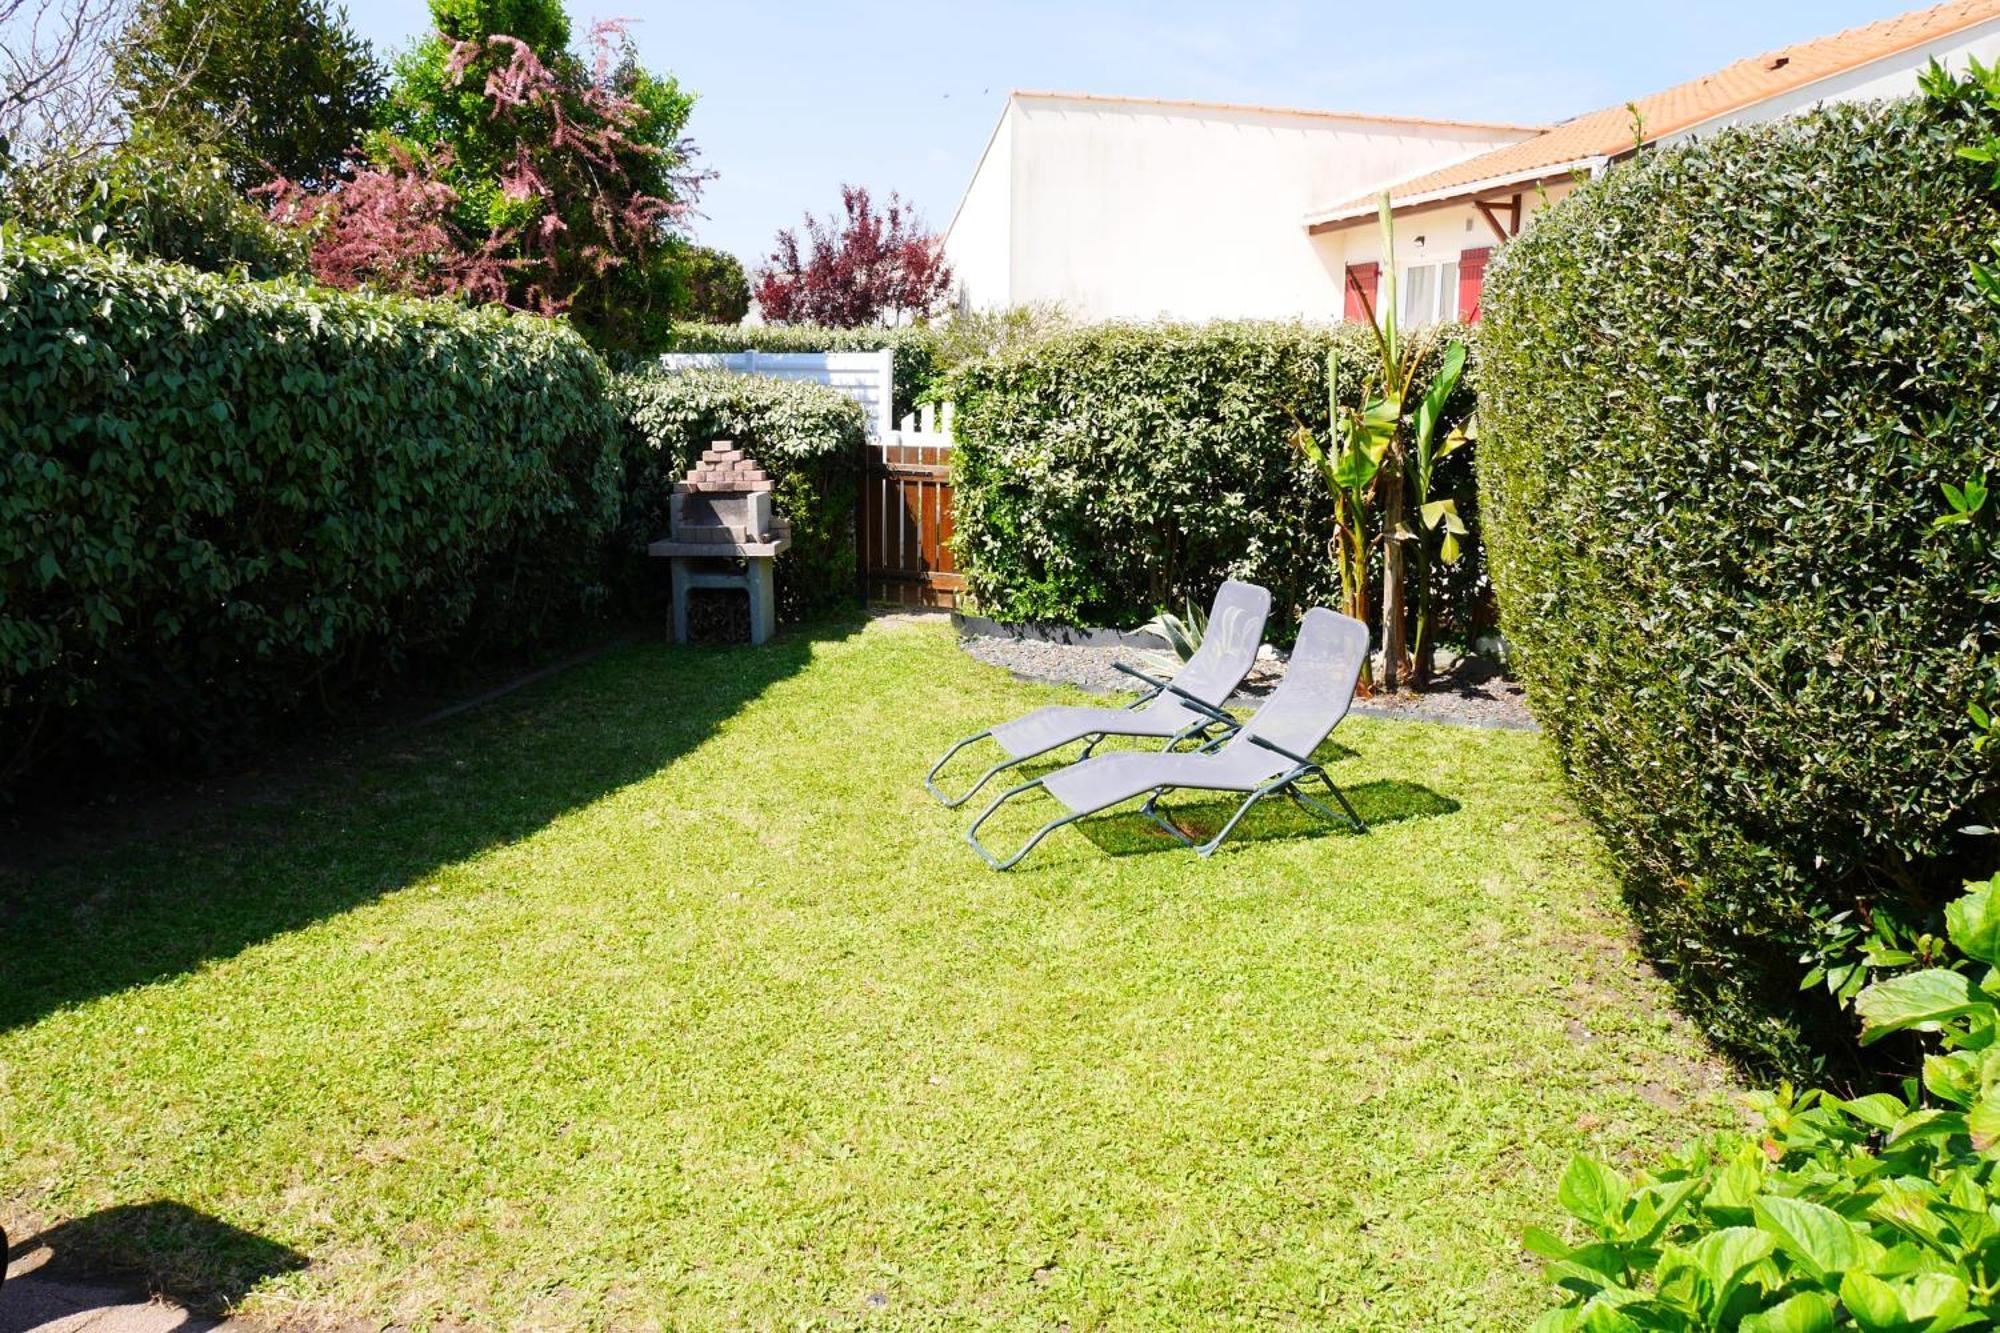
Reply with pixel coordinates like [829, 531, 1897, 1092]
[0, 617, 1738, 1329]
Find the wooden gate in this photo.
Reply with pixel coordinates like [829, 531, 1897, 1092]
[860, 407, 961, 606]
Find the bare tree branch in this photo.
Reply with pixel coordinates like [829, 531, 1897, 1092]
[0, 0, 211, 173]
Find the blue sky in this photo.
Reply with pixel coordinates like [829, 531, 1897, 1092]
[338, 0, 1927, 268]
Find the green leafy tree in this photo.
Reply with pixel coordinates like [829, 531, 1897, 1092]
[678, 245, 749, 324]
[116, 0, 384, 191]
[365, 0, 702, 350]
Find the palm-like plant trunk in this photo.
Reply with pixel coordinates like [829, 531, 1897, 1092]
[1411, 535, 1435, 689]
[1379, 465, 1406, 693]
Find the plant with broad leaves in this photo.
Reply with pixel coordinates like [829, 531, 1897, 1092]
[1531, 875, 2000, 1330]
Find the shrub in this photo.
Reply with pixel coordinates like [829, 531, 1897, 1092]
[0, 236, 619, 789]
[1478, 95, 2000, 1075]
[948, 320, 1483, 638]
[662, 322, 942, 421]
[612, 368, 864, 619]
[0, 135, 310, 279]
[1532, 875, 2000, 1330]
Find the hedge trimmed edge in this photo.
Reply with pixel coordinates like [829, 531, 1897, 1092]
[1, 234, 620, 787]
[1479, 94, 2000, 1075]
[948, 320, 1485, 640]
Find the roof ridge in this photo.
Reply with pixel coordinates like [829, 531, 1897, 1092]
[1304, 0, 2000, 228]
[1007, 89, 1548, 135]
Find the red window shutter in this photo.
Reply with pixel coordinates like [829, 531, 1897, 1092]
[1458, 247, 1493, 323]
[1343, 263, 1379, 324]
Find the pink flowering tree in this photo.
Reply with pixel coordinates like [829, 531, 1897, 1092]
[754, 185, 953, 328]
[267, 0, 702, 351]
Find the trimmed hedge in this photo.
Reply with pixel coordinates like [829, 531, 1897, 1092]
[663, 322, 941, 420]
[1, 236, 620, 787]
[613, 367, 864, 619]
[1479, 96, 2000, 1075]
[949, 321, 1484, 637]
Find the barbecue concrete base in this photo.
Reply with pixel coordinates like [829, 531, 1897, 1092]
[667, 558, 779, 646]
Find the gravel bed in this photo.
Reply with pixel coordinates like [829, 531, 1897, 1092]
[959, 633, 1538, 731]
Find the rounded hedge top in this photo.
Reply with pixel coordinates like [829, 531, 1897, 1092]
[1479, 93, 2000, 1074]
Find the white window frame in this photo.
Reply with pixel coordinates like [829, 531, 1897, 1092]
[1398, 259, 1460, 327]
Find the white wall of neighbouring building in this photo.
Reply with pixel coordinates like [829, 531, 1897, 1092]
[940, 93, 1540, 323]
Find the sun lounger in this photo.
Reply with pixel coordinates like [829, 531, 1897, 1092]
[924, 580, 1272, 808]
[964, 607, 1369, 869]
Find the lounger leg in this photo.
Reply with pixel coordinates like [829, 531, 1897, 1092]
[964, 777, 1083, 871]
[1197, 782, 1283, 857]
[929, 730, 1068, 809]
[1140, 788, 1197, 848]
[1308, 766, 1368, 833]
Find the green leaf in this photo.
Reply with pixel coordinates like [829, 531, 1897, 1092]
[1964, 1087, 2000, 1149]
[1739, 1291, 1837, 1333]
[1838, 1271, 1901, 1330]
[1946, 881, 2000, 965]
[1752, 1195, 1863, 1280]
[1854, 970, 1986, 1044]
[1559, 1156, 1631, 1231]
[1687, 1226, 1775, 1313]
[1835, 1093, 1907, 1131]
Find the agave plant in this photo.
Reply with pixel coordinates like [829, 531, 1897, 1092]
[1139, 595, 1209, 663]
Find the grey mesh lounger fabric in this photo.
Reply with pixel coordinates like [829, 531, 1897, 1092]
[924, 580, 1273, 808]
[964, 608, 1370, 870]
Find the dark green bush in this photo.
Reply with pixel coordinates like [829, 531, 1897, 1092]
[0, 135, 310, 279]
[613, 367, 864, 619]
[949, 320, 1484, 637]
[663, 322, 942, 420]
[1, 236, 619, 787]
[1479, 96, 2000, 1076]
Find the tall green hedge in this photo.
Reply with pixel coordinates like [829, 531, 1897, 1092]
[948, 321, 1484, 636]
[1479, 96, 2000, 1075]
[613, 367, 864, 619]
[1, 236, 620, 787]
[663, 322, 941, 421]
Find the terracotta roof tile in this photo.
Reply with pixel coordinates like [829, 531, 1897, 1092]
[1307, 0, 2000, 227]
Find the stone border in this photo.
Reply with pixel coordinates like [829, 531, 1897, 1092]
[948, 611, 1169, 651]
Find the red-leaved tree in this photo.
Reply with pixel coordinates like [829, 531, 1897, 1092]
[754, 185, 951, 327]
[261, 19, 698, 339]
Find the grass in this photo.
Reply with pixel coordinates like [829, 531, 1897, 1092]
[0, 617, 1739, 1329]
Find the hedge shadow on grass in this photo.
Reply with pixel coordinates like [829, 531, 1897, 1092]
[0, 617, 861, 1034]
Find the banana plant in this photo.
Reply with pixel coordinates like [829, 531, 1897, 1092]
[1405, 339, 1473, 687]
[1296, 393, 1390, 687]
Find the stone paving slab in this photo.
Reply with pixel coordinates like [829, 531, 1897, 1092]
[0, 1273, 236, 1333]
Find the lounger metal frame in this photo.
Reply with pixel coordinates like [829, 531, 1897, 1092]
[962, 713, 1366, 871]
[923, 661, 1237, 808]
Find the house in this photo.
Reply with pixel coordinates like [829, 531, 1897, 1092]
[941, 0, 2000, 326]
[939, 92, 1544, 321]
[1315, 0, 2000, 328]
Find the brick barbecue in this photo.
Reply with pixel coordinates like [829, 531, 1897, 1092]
[647, 441, 792, 644]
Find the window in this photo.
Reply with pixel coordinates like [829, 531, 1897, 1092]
[1399, 260, 1460, 327]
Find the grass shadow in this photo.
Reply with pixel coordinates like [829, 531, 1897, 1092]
[1075, 779, 1461, 858]
[0, 615, 863, 1034]
[2, 1200, 306, 1323]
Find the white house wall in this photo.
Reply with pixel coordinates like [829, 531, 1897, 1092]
[941, 103, 1016, 313]
[943, 96, 1537, 322]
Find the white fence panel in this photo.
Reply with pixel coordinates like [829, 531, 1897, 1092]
[657, 348, 896, 440]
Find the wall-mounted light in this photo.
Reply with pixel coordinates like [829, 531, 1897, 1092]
[1413, 235, 1426, 252]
